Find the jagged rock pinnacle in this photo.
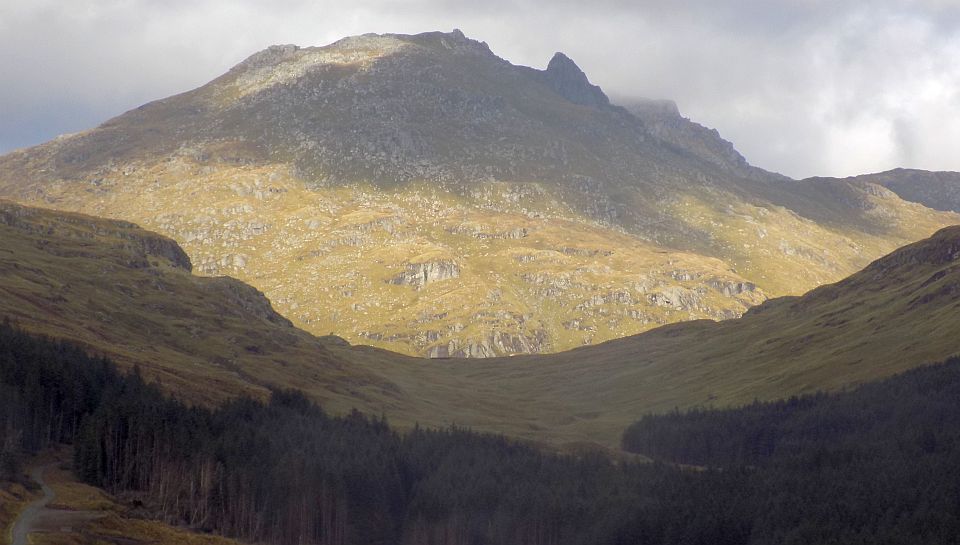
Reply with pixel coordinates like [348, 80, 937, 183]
[541, 52, 610, 108]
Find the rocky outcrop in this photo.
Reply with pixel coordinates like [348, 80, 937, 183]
[449, 224, 528, 239]
[707, 279, 757, 297]
[135, 234, 193, 271]
[196, 253, 249, 274]
[389, 260, 460, 288]
[576, 290, 634, 309]
[648, 287, 702, 311]
[208, 276, 293, 326]
[427, 329, 548, 358]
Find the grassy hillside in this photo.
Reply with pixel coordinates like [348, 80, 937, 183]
[0, 199, 408, 412]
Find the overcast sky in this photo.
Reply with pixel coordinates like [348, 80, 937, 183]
[2, 0, 959, 179]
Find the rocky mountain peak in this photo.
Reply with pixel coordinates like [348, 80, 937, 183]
[541, 52, 610, 107]
[402, 29, 496, 57]
[624, 97, 748, 170]
[546, 52, 580, 72]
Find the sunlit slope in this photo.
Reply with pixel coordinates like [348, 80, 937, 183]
[0, 30, 955, 356]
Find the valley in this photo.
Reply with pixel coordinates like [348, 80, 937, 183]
[2, 199, 960, 449]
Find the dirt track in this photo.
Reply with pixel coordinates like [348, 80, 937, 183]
[11, 464, 104, 545]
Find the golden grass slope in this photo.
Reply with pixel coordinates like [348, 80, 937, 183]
[0, 148, 953, 359]
[0, 154, 771, 357]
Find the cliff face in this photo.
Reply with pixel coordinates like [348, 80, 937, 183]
[0, 30, 955, 357]
[389, 261, 461, 288]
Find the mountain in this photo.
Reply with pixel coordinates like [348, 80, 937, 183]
[3, 199, 960, 449]
[807, 168, 960, 213]
[0, 30, 955, 358]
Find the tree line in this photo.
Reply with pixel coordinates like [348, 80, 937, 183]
[3, 318, 960, 544]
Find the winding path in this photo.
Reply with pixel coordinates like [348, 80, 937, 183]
[11, 464, 56, 545]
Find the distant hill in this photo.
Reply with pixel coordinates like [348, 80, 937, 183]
[0, 30, 955, 357]
[807, 168, 960, 213]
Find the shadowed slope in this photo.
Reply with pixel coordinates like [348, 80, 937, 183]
[0, 199, 408, 411]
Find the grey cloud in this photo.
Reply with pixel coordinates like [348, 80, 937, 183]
[1, 1, 959, 178]
[893, 117, 919, 167]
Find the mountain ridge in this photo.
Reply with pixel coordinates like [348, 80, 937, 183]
[807, 168, 960, 214]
